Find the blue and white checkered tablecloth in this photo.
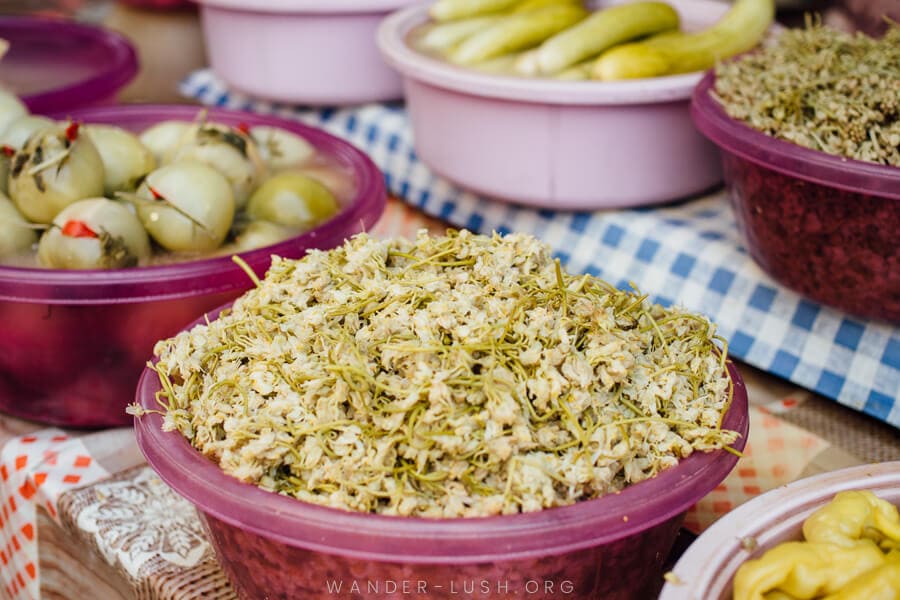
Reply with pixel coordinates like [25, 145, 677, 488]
[181, 69, 900, 430]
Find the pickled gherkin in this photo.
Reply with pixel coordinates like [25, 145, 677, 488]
[418, 16, 504, 53]
[592, 0, 775, 80]
[451, 4, 588, 65]
[429, 0, 521, 22]
[534, 1, 678, 75]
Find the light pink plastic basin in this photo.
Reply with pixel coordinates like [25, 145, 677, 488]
[377, 0, 736, 210]
[659, 461, 900, 600]
[195, 0, 419, 105]
[135, 326, 749, 600]
[0, 104, 386, 429]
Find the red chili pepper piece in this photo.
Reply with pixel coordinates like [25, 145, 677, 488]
[1, 145, 14, 157]
[65, 122, 80, 142]
[236, 122, 250, 135]
[148, 185, 165, 200]
[61, 220, 98, 239]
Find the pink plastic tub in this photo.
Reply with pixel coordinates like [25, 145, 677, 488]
[659, 461, 900, 600]
[0, 104, 386, 428]
[195, 0, 419, 105]
[0, 17, 138, 114]
[135, 340, 748, 600]
[691, 73, 900, 323]
[377, 0, 740, 210]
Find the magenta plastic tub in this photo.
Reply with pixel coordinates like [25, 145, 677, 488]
[117, 0, 194, 10]
[134, 340, 748, 600]
[195, 0, 419, 105]
[0, 17, 138, 114]
[0, 104, 386, 428]
[660, 461, 900, 600]
[691, 73, 900, 323]
[376, 0, 748, 210]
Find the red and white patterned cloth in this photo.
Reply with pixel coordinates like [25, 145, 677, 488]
[684, 405, 830, 533]
[0, 429, 113, 600]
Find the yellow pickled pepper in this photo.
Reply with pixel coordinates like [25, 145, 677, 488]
[733, 491, 900, 600]
[822, 560, 900, 600]
[803, 490, 900, 550]
[732, 540, 887, 600]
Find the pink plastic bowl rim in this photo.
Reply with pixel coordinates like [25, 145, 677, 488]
[135, 337, 749, 563]
[377, 2, 724, 106]
[0, 17, 138, 115]
[660, 460, 900, 599]
[194, 0, 418, 14]
[691, 72, 900, 200]
[0, 104, 386, 305]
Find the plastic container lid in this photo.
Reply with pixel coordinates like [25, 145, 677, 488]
[0, 16, 138, 114]
[691, 72, 900, 200]
[0, 104, 386, 305]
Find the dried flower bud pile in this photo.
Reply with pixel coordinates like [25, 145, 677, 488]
[713, 23, 900, 166]
[149, 231, 739, 518]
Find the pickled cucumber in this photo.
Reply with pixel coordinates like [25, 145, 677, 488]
[451, 4, 588, 65]
[592, 0, 775, 80]
[535, 1, 679, 75]
[512, 0, 582, 13]
[418, 16, 504, 53]
[429, 0, 521, 22]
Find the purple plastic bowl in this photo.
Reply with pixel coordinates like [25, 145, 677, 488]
[691, 72, 900, 324]
[0, 104, 386, 428]
[117, 0, 195, 10]
[376, 0, 746, 210]
[0, 17, 138, 114]
[134, 326, 748, 600]
[659, 461, 900, 600]
[195, 0, 419, 106]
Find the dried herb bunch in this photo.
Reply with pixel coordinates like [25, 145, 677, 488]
[148, 231, 739, 517]
[713, 22, 900, 166]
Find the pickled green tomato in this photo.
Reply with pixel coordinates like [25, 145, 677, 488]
[295, 164, 356, 203]
[138, 120, 194, 165]
[0, 153, 9, 196]
[0, 91, 28, 138]
[0, 115, 55, 150]
[37, 197, 151, 269]
[246, 172, 339, 231]
[172, 123, 266, 210]
[85, 125, 157, 195]
[7, 123, 106, 224]
[0, 192, 37, 259]
[219, 220, 295, 255]
[134, 161, 235, 252]
[237, 220, 294, 249]
[250, 126, 315, 172]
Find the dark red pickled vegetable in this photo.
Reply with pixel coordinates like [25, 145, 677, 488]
[724, 154, 900, 323]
